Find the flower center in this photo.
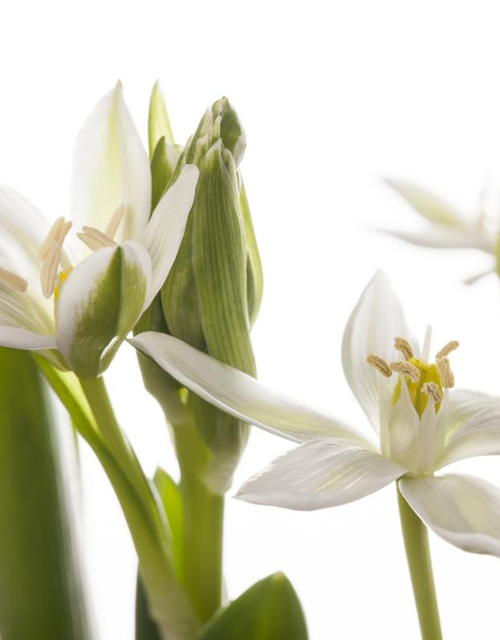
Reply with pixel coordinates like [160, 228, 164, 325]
[39, 217, 73, 299]
[366, 336, 458, 417]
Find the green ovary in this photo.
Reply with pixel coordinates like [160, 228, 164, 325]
[392, 359, 442, 417]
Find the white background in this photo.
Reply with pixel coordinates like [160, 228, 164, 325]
[1, 1, 500, 639]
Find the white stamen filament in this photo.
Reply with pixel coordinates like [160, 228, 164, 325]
[0, 266, 28, 293]
[77, 226, 117, 252]
[105, 206, 126, 240]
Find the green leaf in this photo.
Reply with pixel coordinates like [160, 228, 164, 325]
[198, 573, 308, 640]
[0, 348, 92, 640]
[135, 468, 184, 640]
[135, 574, 162, 640]
[154, 468, 185, 583]
[149, 81, 175, 156]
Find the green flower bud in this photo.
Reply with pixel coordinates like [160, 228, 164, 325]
[160, 98, 263, 492]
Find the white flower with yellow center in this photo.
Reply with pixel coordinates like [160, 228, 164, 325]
[0, 83, 198, 377]
[130, 272, 500, 557]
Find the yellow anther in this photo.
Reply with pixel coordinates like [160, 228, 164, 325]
[394, 337, 414, 360]
[435, 340, 459, 360]
[436, 356, 455, 388]
[77, 226, 117, 252]
[422, 382, 443, 404]
[366, 353, 392, 377]
[390, 360, 421, 382]
[0, 266, 28, 293]
[105, 206, 126, 240]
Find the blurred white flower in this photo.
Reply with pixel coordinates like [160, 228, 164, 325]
[383, 179, 499, 285]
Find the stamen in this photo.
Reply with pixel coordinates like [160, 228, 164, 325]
[0, 266, 28, 293]
[436, 356, 455, 388]
[390, 360, 421, 382]
[422, 382, 443, 404]
[105, 206, 126, 240]
[394, 337, 414, 360]
[435, 340, 459, 359]
[40, 242, 62, 299]
[39, 217, 65, 260]
[39, 217, 72, 260]
[77, 226, 117, 252]
[366, 353, 392, 377]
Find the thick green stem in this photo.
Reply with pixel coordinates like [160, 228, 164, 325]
[182, 476, 224, 623]
[172, 417, 225, 623]
[397, 485, 442, 640]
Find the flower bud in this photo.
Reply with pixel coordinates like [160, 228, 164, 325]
[160, 98, 263, 492]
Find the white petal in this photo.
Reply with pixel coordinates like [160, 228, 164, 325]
[385, 378, 420, 468]
[342, 271, 414, 432]
[379, 227, 494, 253]
[71, 82, 151, 244]
[0, 326, 56, 350]
[56, 242, 151, 377]
[445, 389, 499, 435]
[0, 282, 54, 336]
[0, 185, 53, 304]
[236, 438, 407, 510]
[437, 393, 500, 467]
[385, 179, 466, 226]
[399, 474, 500, 557]
[129, 332, 372, 447]
[140, 164, 198, 306]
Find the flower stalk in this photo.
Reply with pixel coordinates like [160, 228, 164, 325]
[397, 484, 442, 640]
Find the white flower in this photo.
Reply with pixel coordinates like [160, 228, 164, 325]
[130, 272, 500, 558]
[0, 83, 198, 377]
[383, 180, 498, 285]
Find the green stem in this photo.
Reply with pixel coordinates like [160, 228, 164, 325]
[36, 361, 199, 640]
[397, 485, 442, 640]
[183, 476, 224, 622]
[79, 376, 153, 509]
[173, 417, 225, 623]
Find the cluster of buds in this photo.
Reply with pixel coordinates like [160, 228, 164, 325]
[143, 95, 263, 492]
